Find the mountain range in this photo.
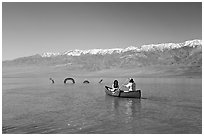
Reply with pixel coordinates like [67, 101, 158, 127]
[40, 39, 201, 57]
[3, 39, 202, 76]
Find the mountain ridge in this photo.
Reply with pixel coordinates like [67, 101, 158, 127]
[3, 39, 202, 76]
[41, 39, 202, 57]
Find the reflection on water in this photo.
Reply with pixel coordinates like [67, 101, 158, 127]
[105, 95, 141, 123]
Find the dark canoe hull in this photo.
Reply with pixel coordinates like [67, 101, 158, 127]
[105, 86, 141, 98]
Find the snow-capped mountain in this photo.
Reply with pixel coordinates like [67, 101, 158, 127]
[3, 39, 202, 74]
[62, 48, 124, 56]
[41, 39, 202, 57]
[140, 39, 202, 51]
[41, 52, 60, 57]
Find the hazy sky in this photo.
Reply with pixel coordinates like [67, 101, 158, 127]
[3, 2, 202, 60]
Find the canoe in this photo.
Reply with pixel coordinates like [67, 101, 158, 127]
[105, 86, 141, 98]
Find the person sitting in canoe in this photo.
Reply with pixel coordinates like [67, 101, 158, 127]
[123, 78, 136, 92]
[111, 80, 119, 92]
[106, 80, 119, 92]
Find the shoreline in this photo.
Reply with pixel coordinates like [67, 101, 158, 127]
[2, 65, 202, 79]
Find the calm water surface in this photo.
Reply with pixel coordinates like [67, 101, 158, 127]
[2, 77, 202, 134]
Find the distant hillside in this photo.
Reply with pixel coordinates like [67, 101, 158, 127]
[3, 39, 202, 74]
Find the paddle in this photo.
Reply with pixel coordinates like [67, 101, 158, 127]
[119, 78, 130, 90]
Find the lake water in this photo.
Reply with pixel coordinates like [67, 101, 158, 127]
[2, 76, 202, 134]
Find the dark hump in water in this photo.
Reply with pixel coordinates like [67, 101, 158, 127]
[83, 80, 90, 84]
[49, 78, 55, 84]
[99, 79, 103, 83]
[64, 78, 75, 84]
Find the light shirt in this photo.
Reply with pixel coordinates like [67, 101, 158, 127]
[111, 84, 119, 92]
[124, 82, 136, 91]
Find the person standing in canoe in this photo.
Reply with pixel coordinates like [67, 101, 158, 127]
[123, 78, 136, 92]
